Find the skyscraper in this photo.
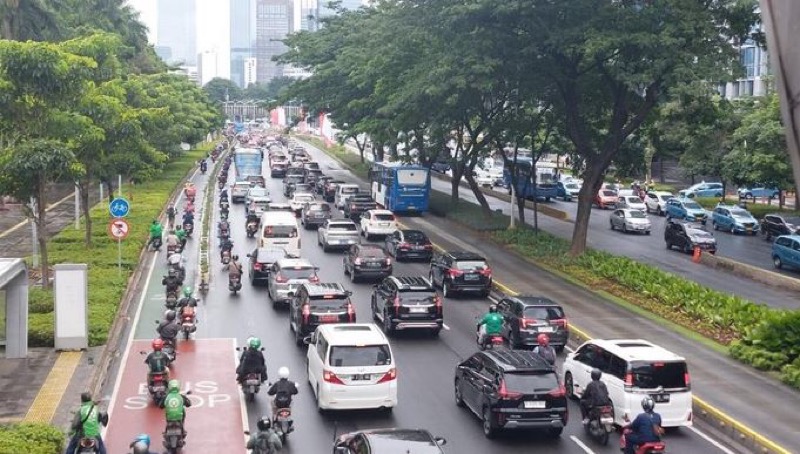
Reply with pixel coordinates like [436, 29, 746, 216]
[316, 0, 366, 27]
[156, 0, 197, 65]
[255, 0, 294, 83]
[197, 51, 220, 86]
[296, 0, 318, 32]
[230, 0, 257, 88]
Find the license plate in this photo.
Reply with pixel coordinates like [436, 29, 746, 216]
[350, 374, 371, 381]
[524, 401, 546, 409]
[464, 274, 479, 281]
[366, 262, 381, 268]
[246, 379, 260, 386]
[413, 245, 425, 250]
[409, 307, 428, 313]
[166, 429, 182, 436]
[600, 417, 614, 424]
[329, 239, 341, 244]
[380, 222, 390, 226]
[652, 393, 670, 403]
[319, 315, 338, 322]
[538, 326, 555, 333]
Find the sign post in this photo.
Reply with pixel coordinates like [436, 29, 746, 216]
[108, 218, 130, 277]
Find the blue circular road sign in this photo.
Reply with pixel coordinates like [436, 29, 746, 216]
[109, 197, 130, 218]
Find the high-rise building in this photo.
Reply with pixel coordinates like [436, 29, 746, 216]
[154, 45, 172, 63]
[255, 0, 294, 83]
[157, 0, 197, 65]
[230, 0, 257, 88]
[244, 58, 258, 88]
[316, 0, 367, 27]
[198, 51, 220, 86]
[295, 0, 318, 31]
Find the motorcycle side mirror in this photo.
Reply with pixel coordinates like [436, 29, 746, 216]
[302, 336, 313, 345]
[246, 254, 251, 257]
[346, 290, 353, 296]
[243, 430, 251, 436]
[235, 347, 242, 351]
[435, 437, 447, 446]
[260, 347, 265, 351]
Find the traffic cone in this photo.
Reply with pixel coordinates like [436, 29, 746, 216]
[692, 246, 701, 263]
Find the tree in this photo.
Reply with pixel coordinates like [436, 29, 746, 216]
[204, 77, 241, 104]
[0, 0, 61, 41]
[242, 77, 294, 101]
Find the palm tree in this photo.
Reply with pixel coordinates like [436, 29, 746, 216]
[0, 0, 61, 41]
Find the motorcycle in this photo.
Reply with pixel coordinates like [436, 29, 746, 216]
[221, 250, 232, 265]
[620, 427, 666, 454]
[165, 290, 179, 309]
[76, 437, 99, 453]
[149, 236, 162, 251]
[246, 221, 258, 238]
[271, 391, 298, 443]
[140, 352, 169, 403]
[218, 180, 225, 190]
[220, 199, 230, 211]
[241, 373, 262, 402]
[180, 307, 197, 340]
[163, 417, 188, 453]
[584, 405, 615, 446]
[183, 222, 194, 237]
[229, 275, 242, 295]
[166, 244, 178, 257]
[476, 327, 504, 350]
[221, 206, 230, 219]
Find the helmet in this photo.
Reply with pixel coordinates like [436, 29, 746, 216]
[278, 367, 290, 380]
[590, 368, 602, 381]
[256, 416, 271, 431]
[80, 392, 92, 403]
[133, 434, 150, 446]
[165, 310, 176, 322]
[248, 337, 262, 350]
[537, 333, 550, 347]
[131, 441, 149, 454]
[183, 286, 192, 297]
[168, 268, 176, 277]
[152, 338, 164, 351]
[641, 396, 655, 413]
[168, 379, 180, 392]
[488, 304, 497, 313]
[233, 255, 239, 260]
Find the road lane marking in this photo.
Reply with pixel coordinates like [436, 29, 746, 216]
[235, 338, 250, 446]
[689, 426, 736, 454]
[569, 435, 596, 454]
[442, 323, 450, 330]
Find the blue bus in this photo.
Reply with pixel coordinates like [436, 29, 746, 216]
[502, 158, 559, 201]
[234, 148, 262, 179]
[369, 162, 431, 213]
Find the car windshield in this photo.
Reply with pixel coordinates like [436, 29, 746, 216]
[374, 213, 395, 221]
[404, 231, 428, 242]
[308, 204, 330, 212]
[626, 197, 642, 203]
[455, 260, 488, 271]
[341, 186, 359, 194]
[687, 228, 712, 238]
[659, 195, 674, 201]
[285, 176, 303, 183]
[601, 190, 616, 196]
[398, 291, 436, 303]
[328, 345, 392, 367]
[684, 202, 703, 210]
[730, 209, 752, 218]
[263, 225, 297, 238]
[628, 210, 646, 219]
[249, 188, 269, 197]
[523, 306, 565, 320]
[308, 296, 350, 311]
[294, 194, 314, 201]
[504, 372, 559, 393]
[278, 267, 315, 279]
[630, 361, 689, 389]
[330, 223, 357, 231]
[565, 183, 579, 189]
[359, 247, 387, 257]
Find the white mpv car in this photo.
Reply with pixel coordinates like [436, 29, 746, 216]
[306, 324, 397, 412]
[359, 209, 398, 239]
[563, 339, 692, 428]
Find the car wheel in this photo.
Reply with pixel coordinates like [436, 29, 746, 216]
[730, 224, 736, 234]
[712, 221, 718, 230]
[564, 372, 577, 400]
[343, 262, 349, 275]
[443, 281, 452, 298]
[683, 243, 693, 254]
[429, 271, 437, 288]
[774, 256, 783, 269]
[315, 385, 325, 414]
[658, 207, 664, 216]
[382, 309, 395, 334]
[622, 224, 627, 233]
[609, 220, 615, 230]
[350, 269, 358, 283]
[665, 241, 672, 250]
[431, 328, 441, 337]
[454, 379, 465, 407]
[482, 407, 497, 439]
[294, 326, 304, 346]
[371, 298, 380, 321]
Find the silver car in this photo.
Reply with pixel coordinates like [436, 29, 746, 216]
[609, 209, 652, 234]
[267, 258, 319, 307]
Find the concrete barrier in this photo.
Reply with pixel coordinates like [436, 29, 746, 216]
[699, 252, 800, 294]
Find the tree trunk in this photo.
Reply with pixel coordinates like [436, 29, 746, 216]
[79, 177, 92, 247]
[354, 137, 366, 163]
[103, 179, 114, 204]
[517, 194, 526, 225]
[36, 180, 50, 289]
[450, 164, 463, 205]
[659, 158, 665, 184]
[464, 171, 491, 215]
[569, 168, 604, 256]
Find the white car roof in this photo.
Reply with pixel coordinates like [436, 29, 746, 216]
[276, 258, 314, 268]
[317, 323, 389, 346]
[584, 339, 686, 363]
[368, 209, 394, 216]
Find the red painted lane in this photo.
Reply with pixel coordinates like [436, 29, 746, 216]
[104, 338, 246, 453]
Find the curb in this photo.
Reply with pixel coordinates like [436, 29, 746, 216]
[699, 251, 800, 294]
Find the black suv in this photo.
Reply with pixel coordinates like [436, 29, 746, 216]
[429, 251, 492, 298]
[384, 229, 434, 261]
[371, 276, 443, 336]
[288, 283, 355, 345]
[761, 213, 800, 240]
[333, 428, 446, 454]
[496, 296, 569, 351]
[343, 244, 392, 282]
[301, 202, 332, 229]
[246, 247, 286, 286]
[664, 219, 717, 254]
[343, 194, 378, 220]
[454, 349, 567, 438]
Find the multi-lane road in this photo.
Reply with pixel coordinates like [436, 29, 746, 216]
[98, 141, 749, 453]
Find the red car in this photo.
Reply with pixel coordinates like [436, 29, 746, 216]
[594, 189, 618, 209]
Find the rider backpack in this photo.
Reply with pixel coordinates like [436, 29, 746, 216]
[150, 352, 167, 373]
[255, 432, 272, 453]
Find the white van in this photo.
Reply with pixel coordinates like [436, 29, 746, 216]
[306, 323, 397, 412]
[260, 211, 300, 257]
[563, 339, 692, 428]
[335, 184, 360, 210]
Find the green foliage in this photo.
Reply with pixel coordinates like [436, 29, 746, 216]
[428, 191, 509, 231]
[203, 77, 242, 104]
[0, 422, 64, 454]
[26, 145, 212, 347]
[729, 341, 789, 371]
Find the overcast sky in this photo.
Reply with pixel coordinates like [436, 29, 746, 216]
[127, 0, 230, 76]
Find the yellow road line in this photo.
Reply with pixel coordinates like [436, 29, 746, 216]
[24, 351, 82, 423]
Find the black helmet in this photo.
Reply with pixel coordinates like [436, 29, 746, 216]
[256, 416, 271, 431]
[591, 368, 602, 381]
[165, 310, 176, 322]
[233, 255, 239, 260]
[641, 396, 655, 413]
[81, 392, 92, 403]
[489, 304, 497, 313]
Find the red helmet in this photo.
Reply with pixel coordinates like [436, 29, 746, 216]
[537, 333, 550, 347]
[152, 338, 164, 351]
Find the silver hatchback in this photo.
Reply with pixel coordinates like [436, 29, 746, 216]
[609, 208, 651, 234]
[267, 258, 320, 307]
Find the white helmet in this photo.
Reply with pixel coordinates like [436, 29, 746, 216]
[278, 366, 290, 379]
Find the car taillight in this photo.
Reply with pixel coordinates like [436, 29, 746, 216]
[377, 368, 397, 383]
[498, 379, 523, 400]
[398, 242, 410, 250]
[434, 295, 442, 316]
[548, 385, 566, 398]
[478, 267, 492, 277]
[685, 371, 691, 390]
[274, 273, 288, 283]
[309, 275, 320, 283]
[253, 263, 262, 271]
[323, 369, 344, 385]
[152, 374, 164, 382]
[551, 318, 568, 328]
[393, 295, 401, 315]
[385, 258, 392, 266]
[424, 244, 433, 250]
[347, 304, 355, 322]
[624, 372, 634, 390]
[354, 258, 362, 265]
[447, 268, 464, 278]
[301, 304, 310, 324]
[520, 318, 534, 329]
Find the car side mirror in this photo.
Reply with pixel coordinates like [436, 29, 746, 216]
[435, 437, 447, 446]
[302, 335, 313, 345]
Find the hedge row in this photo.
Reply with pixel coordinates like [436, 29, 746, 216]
[27, 144, 213, 347]
[0, 423, 63, 454]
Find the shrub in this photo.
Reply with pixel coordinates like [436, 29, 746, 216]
[0, 423, 64, 454]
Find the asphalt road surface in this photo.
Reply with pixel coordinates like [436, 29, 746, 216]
[104, 145, 744, 453]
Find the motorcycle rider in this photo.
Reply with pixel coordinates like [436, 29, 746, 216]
[144, 339, 171, 386]
[66, 392, 108, 454]
[177, 287, 198, 311]
[476, 304, 503, 347]
[580, 368, 612, 423]
[167, 252, 185, 282]
[624, 397, 664, 454]
[159, 380, 192, 439]
[200, 159, 208, 174]
[533, 333, 557, 366]
[229, 254, 244, 281]
[220, 237, 234, 261]
[246, 211, 260, 232]
[162, 269, 182, 298]
[165, 229, 180, 254]
[220, 188, 229, 202]
[166, 205, 176, 228]
[175, 225, 187, 250]
[148, 220, 162, 249]
[129, 434, 159, 454]
[184, 200, 195, 215]
[237, 337, 267, 384]
[268, 367, 298, 419]
[182, 211, 194, 230]
[184, 182, 196, 201]
[218, 218, 231, 240]
[246, 417, 283, 453]
[157, 310, 180, 346]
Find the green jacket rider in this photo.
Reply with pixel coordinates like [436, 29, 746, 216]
[160, 380, 192, 427]
[149, 221, 163, 240]
[478, 305, 503, 335]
